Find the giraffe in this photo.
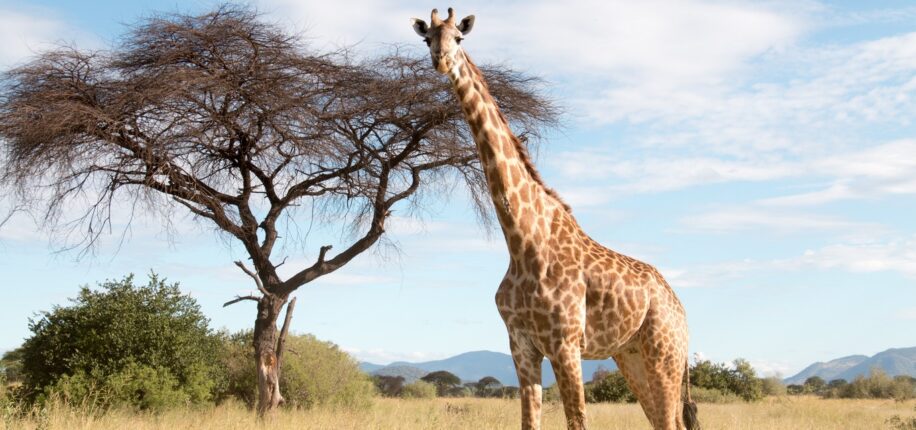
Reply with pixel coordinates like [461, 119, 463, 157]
[411, 8, 699, 430]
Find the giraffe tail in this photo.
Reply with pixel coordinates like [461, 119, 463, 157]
[683, 360, 701, 430]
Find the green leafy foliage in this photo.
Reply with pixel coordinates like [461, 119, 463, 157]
[1, 349, 23, 385]
[401, 380, 437, 399]
[803, 376, 827, 394]
[690, 358, 763, 401]
[689, 386, 742, 403]
[586, 371, 636, 403]
[372, 375, 405, 397]
[18, 273, 222, 410]
[421, 371, 462, 396]
[824, 369, 916, 400]
[219, 331, 374, 409]
[789, 369, 916, 400]
[761, 376, 787, 396]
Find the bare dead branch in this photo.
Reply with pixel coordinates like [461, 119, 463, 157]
[223, 295, 261, 307]
[234, 260, 270, 296]
[275, 296, 297, 362]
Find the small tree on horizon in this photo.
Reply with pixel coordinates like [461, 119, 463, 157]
[0, 5, 557, 415]
[421, 370, 462, 396]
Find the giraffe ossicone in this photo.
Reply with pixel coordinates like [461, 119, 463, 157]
[411, 8, 700, 430]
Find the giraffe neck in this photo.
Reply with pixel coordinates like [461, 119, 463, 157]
[448, 50, 564, 251]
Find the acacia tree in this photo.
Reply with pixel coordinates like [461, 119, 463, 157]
[0, 6, 556, 414]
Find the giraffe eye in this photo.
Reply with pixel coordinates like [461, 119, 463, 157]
[424, 37, 431, 46]
[455, 37, 463, 44]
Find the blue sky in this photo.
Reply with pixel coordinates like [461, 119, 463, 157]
[1, 0, 915, 377]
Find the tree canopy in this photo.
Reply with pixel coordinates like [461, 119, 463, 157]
[18, 273, 223, 408]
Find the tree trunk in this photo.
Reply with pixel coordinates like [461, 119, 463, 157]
[253, 294, 286, 416]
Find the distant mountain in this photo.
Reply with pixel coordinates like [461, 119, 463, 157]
[836, 347, 916, 381]
[360, 350, 618, 386]
[369, 365, 429, 383]
[784, 355, 868, 385]
[785, 347, 916, 385]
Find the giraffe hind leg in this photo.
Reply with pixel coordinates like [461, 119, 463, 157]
[614, 348, 661, 429]
[616, 340, 688, 430]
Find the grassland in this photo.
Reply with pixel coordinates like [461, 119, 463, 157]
[3, 396, 913, 430]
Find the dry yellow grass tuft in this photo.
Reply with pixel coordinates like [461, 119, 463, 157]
[3, 396, 913, 430]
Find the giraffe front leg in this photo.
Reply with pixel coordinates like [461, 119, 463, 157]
[509, 334, 544, 430]
[549, 346, 587, 430]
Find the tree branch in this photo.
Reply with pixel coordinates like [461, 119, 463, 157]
[275, 296, 297, 362]
[234, 260, 271, 296]
[223, 295, 261, 307]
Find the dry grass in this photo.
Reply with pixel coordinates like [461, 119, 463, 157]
[3, 396, 913, 430]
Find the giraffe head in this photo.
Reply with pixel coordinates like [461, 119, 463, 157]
[411, 8, 475, 74]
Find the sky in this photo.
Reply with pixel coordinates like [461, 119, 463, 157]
[1, 0, 915, 378]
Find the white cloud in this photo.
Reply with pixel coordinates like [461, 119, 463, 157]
[342, 347, 447, 364]
[260, 0, 804, 85]
[791, 238, 916, 278]
[0, 7, 99, 68]
[679, 207, 881, 234]
[748, 358, 795, 378]
[0, 9, 64, 67]
[580, 30, 916, 160]
[667, 236, 916, 289]
[896, 307, 916, 321]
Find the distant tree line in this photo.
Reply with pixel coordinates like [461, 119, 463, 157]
[788, 372, 916, 401]
[372, 372, 519, 400]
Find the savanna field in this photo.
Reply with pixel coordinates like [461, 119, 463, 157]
[3, 397, 914, 430]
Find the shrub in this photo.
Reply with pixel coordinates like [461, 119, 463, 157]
[761, 376, 787, 396]
[690, 358, 763, 401]
[803, 376, 827, 395]
[835, 369, 916, 400]
[402, 381, 437, 399]
[543, 384, 561, 403]
[19, 273, 223, 410]
[50, 362, 198, 412]
[373, 375, 405, 397]
[586, 371, 636, 403]
[689, 386, 742, 403]
[220, 331, 374, 409]
[493, 386, 520, 399]
[421, 371, 462, 396]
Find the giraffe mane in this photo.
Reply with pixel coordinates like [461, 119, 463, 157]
[462, 53, 572, 214]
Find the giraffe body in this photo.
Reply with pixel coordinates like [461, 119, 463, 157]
[412, 9, 698, 430]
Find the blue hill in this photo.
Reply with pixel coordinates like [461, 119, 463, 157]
[360, 350, 618, 386]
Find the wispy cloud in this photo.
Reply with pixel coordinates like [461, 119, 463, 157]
[0, 6, 99, 68]
[667, 235, 916, 288]
[342, 347, 448, 365]
[679, 207, 882, 234]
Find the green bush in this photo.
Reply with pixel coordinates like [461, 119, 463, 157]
[761, 376, 787, 396]
[834, 369, 916, 400]
[49, 362, 203, 412]
[689, 386, 742, 403]
[220, 331, 374, 409]
[543, 384, 561, 403]
[586, 371, 636, 403]
[690, 358, 763, 401]
[19, 273, 223, 410]
[401, 380, 437, 399]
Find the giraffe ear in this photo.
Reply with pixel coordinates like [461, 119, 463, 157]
[412, 18, 429, 37]
[457, 15, 475, 35]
